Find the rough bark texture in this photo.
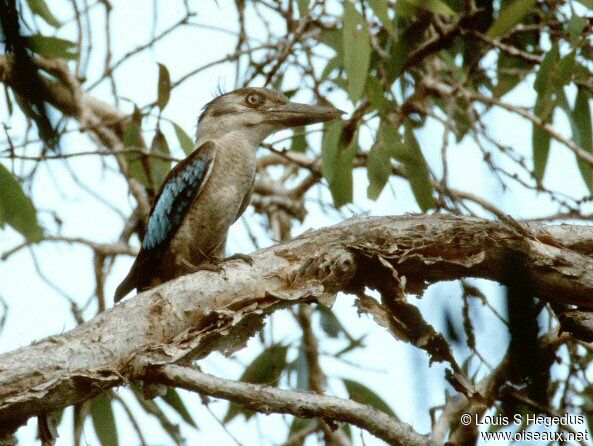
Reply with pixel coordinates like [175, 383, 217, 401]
[149, 364, 435, 446]
[1, 215, 593, 434]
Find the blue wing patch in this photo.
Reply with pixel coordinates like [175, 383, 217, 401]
[114, 141, 216, 301]
[142, 141, 216, 251]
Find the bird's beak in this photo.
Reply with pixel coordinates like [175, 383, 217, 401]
[265, 102, 344, 127]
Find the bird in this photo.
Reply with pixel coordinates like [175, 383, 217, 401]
[114, 87, 343, 302]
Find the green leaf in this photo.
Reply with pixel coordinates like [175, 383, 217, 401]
[296, 0, 310, 16]
[318, 306, 341, 338]
[320, 113, 356, 207]
[551, 51, 576, 90]
[90, 393, 118, 446]
[0, 195, 5, 227]
[149, 130, 172, 188]
[366, 77, 392, 113]
[568, 15, 588, 44]
[534, 44, 560, 94]
[0, 164, 43, 242]
[573, 89, 593, 192]
[129, 384, 182, 443]
[157, 63, 171, 110]
[296, 343, 310, 390]
[385, 28, 415, 84]
[343, 379, 398, 418]
[287, 417, 316, 445]
[494, 51, 529, 98]
[342, 423, 353, 440]
[329, 143, 357, 207]
[321, 56, 342, 81]
[25, 35, 78, 60]
[368, 0, 392, 32]
[25, 0, 61, 27]
[317, 29, 344, 61]
[123, 113, 150, 188]
[224, 345, 289, 422]
[172, 123, 195, 155]
[161, 388, 197, 428]
[487, 0, 537, 38]
[343, 1, 371, 103]
[321, 119, 344, 184]
[290, 128, 307, 153]
[239, 344, 288, 384]
[401, 0, 455, 16]
[396, 123, 435, 211]
[367, 127, 394, 200]
[532, 123, 551, 182]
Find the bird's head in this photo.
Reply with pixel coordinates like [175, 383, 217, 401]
[196, 87, 343, 146]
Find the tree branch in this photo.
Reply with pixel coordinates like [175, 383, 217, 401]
[1, 215, 593, 434]
[146, 364, 432, 446]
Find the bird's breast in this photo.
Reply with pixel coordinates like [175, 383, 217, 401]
[167, 145, 256, 264]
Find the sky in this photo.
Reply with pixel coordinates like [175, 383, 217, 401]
[0, 0, 591, 445]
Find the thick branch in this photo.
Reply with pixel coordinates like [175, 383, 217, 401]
[147, 364, 432, 446]
[1, 215, 593, 434]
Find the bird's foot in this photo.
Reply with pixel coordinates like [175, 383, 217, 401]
[181, 258, 224, 274]
[182, 254, 253, 277]
[222, 253, 254, 266]
[194, 262, 226, 274]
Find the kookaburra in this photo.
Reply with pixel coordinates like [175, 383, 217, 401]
[114, 87, 342, 302]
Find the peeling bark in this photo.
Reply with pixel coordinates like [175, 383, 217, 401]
[1, 215, 593, 434]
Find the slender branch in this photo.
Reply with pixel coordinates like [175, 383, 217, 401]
[146, 364, 434, 446]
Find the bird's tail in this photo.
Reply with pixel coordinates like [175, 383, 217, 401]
[114, 258, 139, 302]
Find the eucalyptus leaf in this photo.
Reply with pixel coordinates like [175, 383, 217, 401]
[161, 387, 198, 428]
[568, 15, 588, 44]
[90, 393, 118, 446]
[386, 27, 415, 83]
[343, 379, 398, 418]
[123, 114, 150, 188]
[290, 128, 307, 153]
[330, 141, 357, 208]
[0, 164, 43, 242]
[343, 1, 371, 103]
[487, 0, 537, 38]
[25, 35, 78, 60]
[25, 0, 61, 27]
[321, 119, 343, 184]
[296, 343, 310, 390]
[368, 0, 392, 32]
[396, 124, 435, 212]
[150, 130, 172, 188]
[534, 44, 559, 94]
[173, 123, 195, 155]
[318, 305, 341, 338]
[367, 126, 395, 200]
[157, 63, 172, 110]
[224, 345, 288, 422]
[573, 89, 593, 192]
[296, 0, 309, 16]
[287, 417, 316, 446]
[532, 123, 551, 182]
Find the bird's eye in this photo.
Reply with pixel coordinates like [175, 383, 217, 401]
[246, 93, 262, 106]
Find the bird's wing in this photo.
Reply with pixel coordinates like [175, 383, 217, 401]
[114, 141, 216, 301]
[142, 140, 216, 252]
